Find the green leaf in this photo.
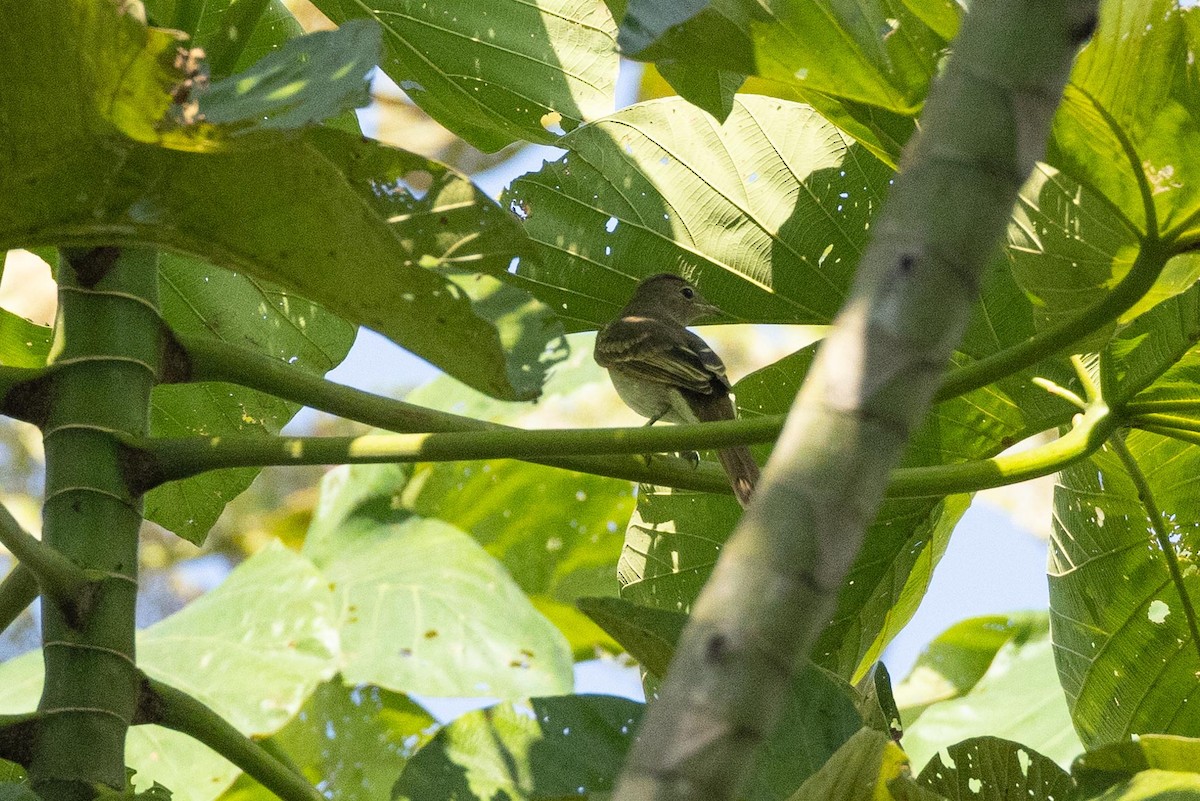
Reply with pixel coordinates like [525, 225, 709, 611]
[0, 309, 50, 369]
[309, 0, 619, 152]
[217, 680, 436, 801]
[623, 0, 947, 116]
[506, 96, 895, 330]
[1007, 165, 1141, 338]
[0, 2, 558, 401]
[137, 542, 340, 734]
[893, 614, 1050, 723]
[1051, 0, 1200, 240]
[1075, 736, 1200, 798]
[902, 637, 1081, 772]
[1082, 771, 1200, 801]
[787, 728, 911, 801]
[197, 20, 379, 132]
[1049, 429, 1200, 748]
[617, 0, 710, 57]
[916, 737, 1072, 801]
[304, 493, 574, 698]
[392, 695, 641, 800]
[146, 255, 356, 543]
[226, 3, 307, 73]
[577, 596, 682, 676]
[751, 0, 947, 116]
[144, 0, 303, 77]
[1104, 281, 1200, 405]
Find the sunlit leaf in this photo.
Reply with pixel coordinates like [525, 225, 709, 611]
[310, 0, 619, 152]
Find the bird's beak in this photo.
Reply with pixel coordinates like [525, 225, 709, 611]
[696, 301, 722, 320]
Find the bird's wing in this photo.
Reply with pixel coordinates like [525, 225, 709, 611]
[595, 317, 727, 395]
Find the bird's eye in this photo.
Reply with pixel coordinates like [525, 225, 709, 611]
[681, 287, 695, 299]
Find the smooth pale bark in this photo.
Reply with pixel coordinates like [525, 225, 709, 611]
[611, 2, 1102, 799]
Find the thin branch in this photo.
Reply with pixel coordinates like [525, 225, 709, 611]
[125, 416, 783, 491]
[178, 334, 773, 494]
[137, 677, 323, 801]
[935, 238, 1170, 402]
[130, 407, 1111, 499]
[886, 403, 1112, 496]
[1132, 413, 1200, 434]
[0, 564, 37, 638]
[0, 502, 90, 618]
[1110, 433, 1200, 664]
[1127, 399, 1200, 416]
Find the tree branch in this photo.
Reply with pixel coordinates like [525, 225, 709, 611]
[124, 416, 781, 491]
[172, 334, 780, 494]
[136, 677, 323, 801]
[0, 564, 37, 637]
[610, 2, 1102, 799]
[0, 502, 91, 621]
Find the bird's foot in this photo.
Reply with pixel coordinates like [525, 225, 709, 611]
[676, 450, 700, 469]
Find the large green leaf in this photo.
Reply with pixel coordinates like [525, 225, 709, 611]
[0, 0, 559, 401]
[137, 542, 340, 734]
[787, 728, 913, 801]
[217, 680, 436, 801]
[902, 636, 1081, 772]
[1051, 0, 1200, 241]
[310, 0, 619, 152]
[146, 255, 356, 543]
[916, 737, 1072, 801]
[620, 0, 947, 116]
[393, 695, 640, 800]
[304, 486, 574, 698]
[1049, 429, 1200, 748]
[1007, 165, 1142, 337]
[505, 96, 894, 330]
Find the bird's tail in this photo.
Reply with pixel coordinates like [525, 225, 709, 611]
[718, 445, 760, 508]
[687, 391, 761, 508]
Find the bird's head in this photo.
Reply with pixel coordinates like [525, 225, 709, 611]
[621, 274, 720, 326]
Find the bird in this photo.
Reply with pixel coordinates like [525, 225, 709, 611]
[594, 273, 760, 507]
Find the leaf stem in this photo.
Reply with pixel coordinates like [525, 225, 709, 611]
[0, 503, 90, 616]
[1109, 433, 1200, 664]
[887, 402, 1114, 496]
[0, 564, 37, 637]
[1132, 413, 1200, 434]
[935, 239, 1169, 401]
[138, 677, 323, 801]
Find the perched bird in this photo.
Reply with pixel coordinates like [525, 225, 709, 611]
[594, 273, 760, 507]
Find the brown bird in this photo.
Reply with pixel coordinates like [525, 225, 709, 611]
[594, 273, 760, 507]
